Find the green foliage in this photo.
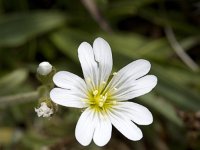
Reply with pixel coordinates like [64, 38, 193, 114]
[0, 11, 66, 47]
[0, 69, 28, 95]
[0, 0, 200, 149]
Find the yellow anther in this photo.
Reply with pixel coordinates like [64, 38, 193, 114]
[93, 90, 98, 96]
[103, 93, 108, 101]
[102, 81, 106, 84]
[99, 102, 104, 107]
[105, 93, 108, 97]
[102, 96, 106, 101]
[113, 72, 117, 76]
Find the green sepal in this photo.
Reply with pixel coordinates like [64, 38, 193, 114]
[36, 67, 56, 87]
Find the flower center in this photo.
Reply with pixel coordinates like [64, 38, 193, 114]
[92, 90, 108, 108]
[82, 89, 117, 111]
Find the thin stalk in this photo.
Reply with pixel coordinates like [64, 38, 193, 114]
[165, 26, 199, 72]
[81, 0, 112, 33]
[0, 91, 39, 106]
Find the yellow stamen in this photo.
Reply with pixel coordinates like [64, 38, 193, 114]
[99, 102, 104, 107]
[102, 81, 106, 84]
[113, 72, 117, 76]
[93, 90, 98, 96]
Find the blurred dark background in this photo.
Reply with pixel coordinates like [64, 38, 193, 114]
[0, 0, 200, 150]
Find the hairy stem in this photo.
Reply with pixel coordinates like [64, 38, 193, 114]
[165, 26, 199, 72]
[0, 91, 39, 106]
[81, 0, 112, 33]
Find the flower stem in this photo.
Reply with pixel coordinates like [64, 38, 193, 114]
[164, 26, 199, 72]
[0, 91, 39, 106]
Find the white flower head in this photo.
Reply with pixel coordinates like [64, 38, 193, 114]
[35, 102, 53, 117]
[37, 61, 52, 75]
[50, 37, 157, 146]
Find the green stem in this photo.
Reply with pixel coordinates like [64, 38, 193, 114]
[0, 91, 39, 106]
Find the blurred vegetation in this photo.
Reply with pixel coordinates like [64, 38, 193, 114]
[0, 0, 200, 150]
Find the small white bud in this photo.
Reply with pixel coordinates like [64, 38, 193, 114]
[37, 62, 52, 75]
[35, 102, 53, 117]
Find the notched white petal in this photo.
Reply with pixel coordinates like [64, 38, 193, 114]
[105, 59, 151, 94]
[53, 71, 87, 95]
[78, 38, 113, 91]
[93, 113, 112, 146]
[75, 108, 97, 146]
[108, 110, 143, 141]
[111, 75, 157, 101]
[114, 59, 150, 81]
[50, 88, 87, 108]
[93, 37, 113, 88]
[115, 102, 153, 125]
[78, 42, 98, 90]
[130, 75, 157, 97]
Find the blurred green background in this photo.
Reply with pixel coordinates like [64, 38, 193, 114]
[0, 0, 200, 149]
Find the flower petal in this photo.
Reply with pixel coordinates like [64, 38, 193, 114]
[50, 88, 87, 108]
[93, 37, 113, 89]
[108, 109, 143, 141]
[113, 102, 153, 125]
[111, 75, 157, 101]
[78, 38, 113, 91]
[75, 108, 97, 146]
[53, 71, 87, 96]
[78, 42, 99, 91]
[93, 112, 112, 146]
[105, 59, 151, 94]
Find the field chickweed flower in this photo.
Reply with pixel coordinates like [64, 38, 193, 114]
[50, 37, 157, 146]
[35, 102, 53, 117]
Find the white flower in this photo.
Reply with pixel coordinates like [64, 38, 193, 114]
[35, 102, 53, 117]
[37, 61, 52, 75]
[50, 37, 157, 146]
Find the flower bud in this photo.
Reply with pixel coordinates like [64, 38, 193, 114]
[37, 62, 52, 76]
[35, 102, 53, 117]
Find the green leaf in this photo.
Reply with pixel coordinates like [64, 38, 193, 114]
[155, 76, 200, 111]
[102, 33, 199, 62]
[139, 8, 200, 34]
[0, 11, 66, 47]
[106, 0, 156, 18]
[139, 93, 183, 127]
[153, 63, 200, 86]
[50, 30, 78, 62]
[0, 69, 28, 95]
[50, 29, 93, 62]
